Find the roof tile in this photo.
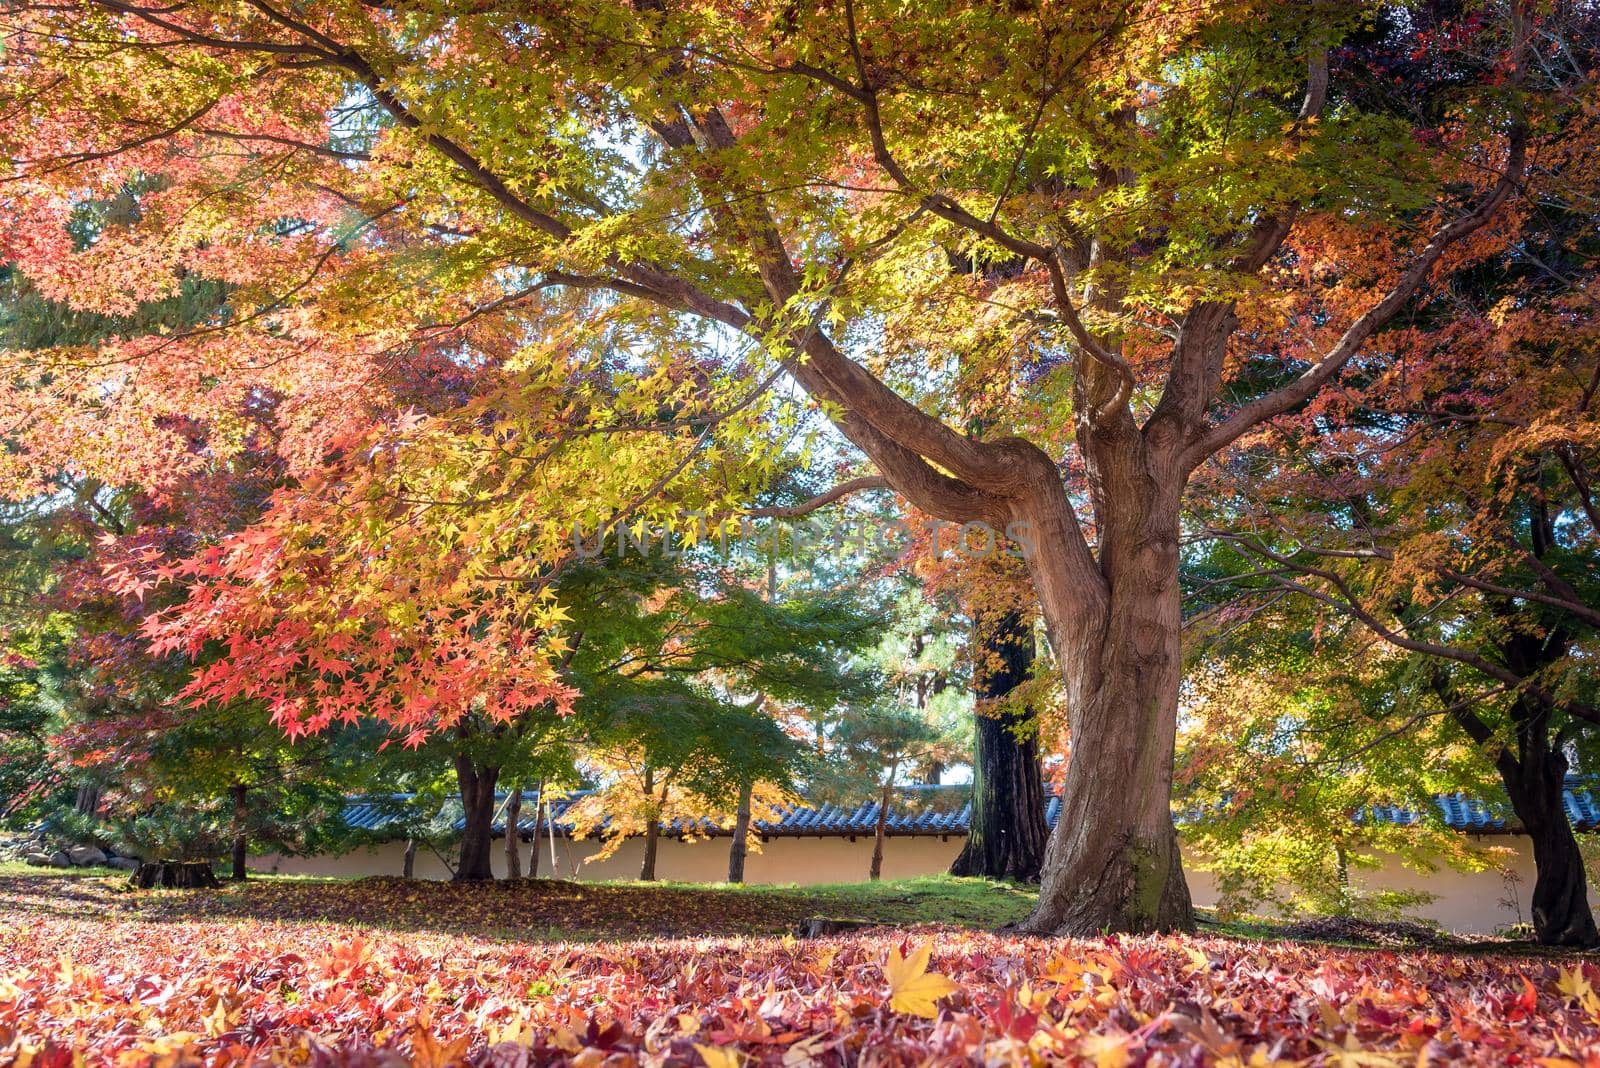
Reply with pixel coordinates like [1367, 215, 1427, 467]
[336, 779, 1600, 841]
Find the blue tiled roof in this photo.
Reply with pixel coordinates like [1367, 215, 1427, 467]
[497, 784, 980, 841]
[339, 777, 1600, 842]
[341, 785, 983, 842]
[1357, 776, 1600, 835]
[339, 794, 419, 833]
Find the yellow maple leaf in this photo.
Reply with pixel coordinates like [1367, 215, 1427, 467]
[884, 943, 960, 1019]
[1320, 1035, 1403, 1068]
[1556, 964, 1595, 1004]
[1079, 1032, 1133, 1068]
[202, 997, 229, 1038]
[410, 1019, 471, 1068]
[694, 1043, 745, 1067]
[783, 1035, 828, 1067]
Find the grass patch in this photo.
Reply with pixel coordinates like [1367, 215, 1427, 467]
[686, 873, 1040, 928]
[0, 860, 126, 878]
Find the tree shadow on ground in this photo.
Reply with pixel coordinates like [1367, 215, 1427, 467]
[0, 872, 1040, 943]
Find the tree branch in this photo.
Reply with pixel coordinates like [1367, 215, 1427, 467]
[744, 476, 890, 519]
[1185, 4, 1531, 470]
[1187, 51, 1529, 469]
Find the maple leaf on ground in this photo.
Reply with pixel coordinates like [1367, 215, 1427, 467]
[884, 942, 960, 1019]
[1078, 1031, 1135, 1068]
[693, 1043, 744, 1067]
[0, 876, 1597, 1066]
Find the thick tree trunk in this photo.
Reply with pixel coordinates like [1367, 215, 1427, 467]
[454, 754, 500, 882]
[504, 785, 523, 880]
[527, 779, 544, 879]
[74, 783, 102, 817]
[130, 861, 220, 889]
[727, 780, 752, 884]
[950, 609, 1049, 882]
[1427, 602, 1597, 947]
[230, 783, 248, 881]
[403, 838, 417, 879]
[1502, 748, 1598, 947]
[1017, 503, 1194, 935]
[869, 780, 891, 881]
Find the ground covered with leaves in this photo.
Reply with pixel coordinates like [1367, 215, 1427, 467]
[2, 874, 1598, 1065]
[0, 870, 1038, 942]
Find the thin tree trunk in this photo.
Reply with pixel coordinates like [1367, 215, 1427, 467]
[230, 783, 249, 881]
[640, 767, 660, 882]
[527, 778, 544, 879]
[1334, 840, 1351, 915]
[547, 795, 560, 876]
[728, 780, 753, 884]
[951, 609, 1049, 882]
[453, 753, 500, 882]
[504, 784, 523, 880]
[870, 778, 892, 881]
[403, 838, 417, 879]
[1017, 507, 1194, 935]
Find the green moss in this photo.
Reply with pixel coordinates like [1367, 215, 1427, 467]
[1127, 840, 1170, 930]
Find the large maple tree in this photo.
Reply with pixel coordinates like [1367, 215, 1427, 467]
[0, 0, 1570, 933]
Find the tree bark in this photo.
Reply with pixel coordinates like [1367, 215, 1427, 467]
[639, 767, 660, 882]
[950, 610, 1049, 882]
[1334, 840, 1352, 915]
[727, 780, 753, 884]
[504, 784, 523, 880]
[1015, 499, 1195, 935]
[403, 838, 417, 878]
[130, 861, 220, 889]
[74, 783, 102, 817]
[229, 783, 249, 881]
[869, 778, 892, 881]
[527, 778, 544, 879]
[454, 753, 500, 882]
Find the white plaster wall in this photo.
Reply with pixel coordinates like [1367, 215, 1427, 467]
[256, 833, 1585, 935]
[1351, 836, 1562, 933]
[257, 834, 965, 885]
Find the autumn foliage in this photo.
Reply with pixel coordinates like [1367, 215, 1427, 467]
[3, 900, 1599, 1066]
